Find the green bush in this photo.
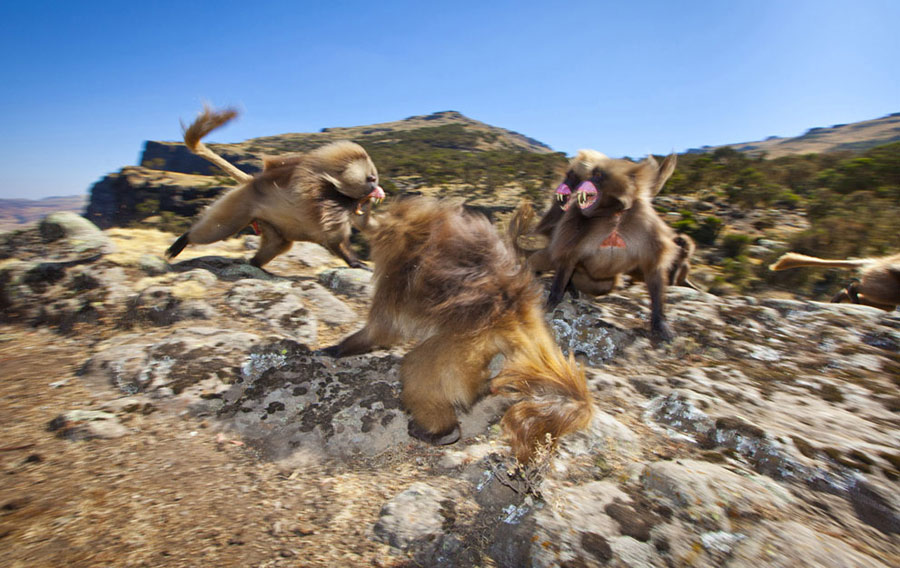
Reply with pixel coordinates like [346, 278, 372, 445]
[135, 197, 160, 216]
[671, 212, 723, 245]
[722, 233, 752, 258]
[721, 255, 752, 286]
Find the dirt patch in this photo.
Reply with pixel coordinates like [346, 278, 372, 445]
[0, 328, 422, 567]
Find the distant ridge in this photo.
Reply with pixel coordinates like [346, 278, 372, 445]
[316, 110, 554, 153]
[0, 195, 86, 232]
[184, 109, 556, 161]
[136, 110, 558, 180]
[82, 110, 566, 230]
[690, 112, 900, 158]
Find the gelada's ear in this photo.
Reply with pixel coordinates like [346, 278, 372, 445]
[647, 153, 677, 196]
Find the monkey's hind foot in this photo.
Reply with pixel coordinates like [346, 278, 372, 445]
[344, 257, 372, 271]
[166, 233, 190, 259]
[407, 420, 460, 446]
[318, 344, 344, 358]
[651, 320, 675, 343]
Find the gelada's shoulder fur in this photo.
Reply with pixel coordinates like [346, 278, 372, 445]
[370, 197, 540, 334]
[261, 140, 370, 173]
[259, 141, 373, 196]
[329, 195, 593, 463]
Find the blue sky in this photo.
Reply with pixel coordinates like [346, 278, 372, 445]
[1, 0, 898, 199]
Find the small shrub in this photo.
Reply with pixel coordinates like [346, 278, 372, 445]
[693, 215, 723, 245]
[721, 233, 752, 258]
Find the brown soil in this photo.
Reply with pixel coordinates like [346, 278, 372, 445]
[0, 328, 424, 567]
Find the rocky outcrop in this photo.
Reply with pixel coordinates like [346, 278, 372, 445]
[3, 214, 899, 567]
[83, 109, 563, 231]
[84, 166, 231, 229]
[139, 140, 260, 177]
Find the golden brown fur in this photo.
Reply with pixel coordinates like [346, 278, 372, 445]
[668, 234, 699, 289]
[167, 106, 384, 268]
[325, 197, 593, 463]
[522, 150, 680, 340]
[182, 106, 252, 184]
[769, 252, 900, 310]
[521, 151, 697, 292]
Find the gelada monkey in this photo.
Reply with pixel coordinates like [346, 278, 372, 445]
[521, 150, 698, 292]
[522, 150, 680, 340]
[325, 197, 593, 464]
[166, 106, 385, 268]
[770, 252, 900, 311]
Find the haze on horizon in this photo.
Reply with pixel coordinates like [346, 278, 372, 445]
[1, 0, 898, 200]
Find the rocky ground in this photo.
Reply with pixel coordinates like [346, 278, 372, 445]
[1, 213, 898, 567]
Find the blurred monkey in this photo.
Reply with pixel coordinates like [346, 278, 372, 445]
[770, 252, 900, 311]
[325, 197, 593, 464]
[518, 150, 680, 340]
[166, 106, 384, 268]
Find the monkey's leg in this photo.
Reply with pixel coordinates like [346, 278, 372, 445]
[673, 264, 694, 288]
[571, 272, 620, 296]
[168, 186, 256, 259]
[831, 288, 851, 303]
[336, 239, 367, 269]
[322, 314, 401, 357]
[166, 233, 190, 259]
[844, 280, 862, 304]
[644, 268, 674, 341]
[526, 248, 554, 273]
[250, 220, 292, 267]
[188, 187, 256, 243]
[547, 264, 576, 308]
[401, 334, 490, 446]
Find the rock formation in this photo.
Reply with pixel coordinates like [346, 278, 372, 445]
[2, 213, 898, 566]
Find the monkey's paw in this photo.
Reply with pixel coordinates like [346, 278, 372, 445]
[348, 260, 372, 271]
[651, 321, 675, 343]
[318, 345, 344, 357]
[407, 420, 460, 446]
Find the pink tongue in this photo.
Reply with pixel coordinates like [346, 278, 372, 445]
[369, 186, 386, 200]
[575, 180, 597, 196]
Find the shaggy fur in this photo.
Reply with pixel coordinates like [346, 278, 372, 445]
[167, 106, 383, 268]
[522, 150, 697, 292]
[668, 234, 698, 288]
[326, 197, 593, 463]
[521, 150, 680, 340]
[182, 106, 252, 184]
[770, 252, 900, 310]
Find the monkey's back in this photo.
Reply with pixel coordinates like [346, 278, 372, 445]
[865, 253, 900, 304]
[369, 198, 540, 336]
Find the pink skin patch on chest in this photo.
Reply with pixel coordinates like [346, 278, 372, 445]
[600, 212, 626, 248]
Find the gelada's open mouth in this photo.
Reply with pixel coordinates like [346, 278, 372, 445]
[555, 182, 573, 211]
[575, 180, 598, 209]
[355, 186, 386, 215]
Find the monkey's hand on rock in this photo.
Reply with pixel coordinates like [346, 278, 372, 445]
[347, 259, 372, 271]
[407, 420, 461, 446]
[318, 344, 347, 358]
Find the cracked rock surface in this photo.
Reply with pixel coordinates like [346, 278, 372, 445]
[2, 217, 898, 567]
